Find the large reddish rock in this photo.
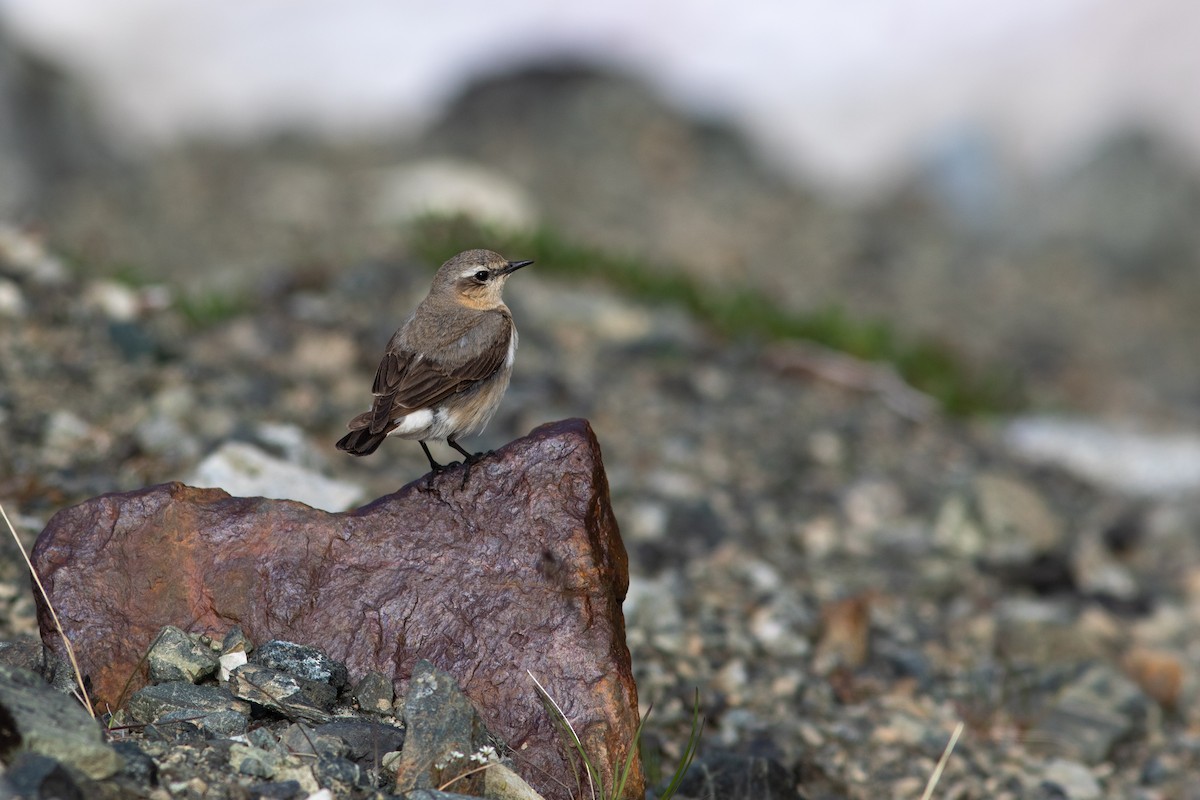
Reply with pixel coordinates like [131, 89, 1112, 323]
[32, 418, 642, 799]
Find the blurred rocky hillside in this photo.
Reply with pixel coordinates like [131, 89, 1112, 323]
[3, 25, 1198, 425]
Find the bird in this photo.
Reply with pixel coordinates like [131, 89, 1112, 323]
[336, 249, 532, 482]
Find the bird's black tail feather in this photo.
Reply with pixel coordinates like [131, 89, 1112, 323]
[336, 428, 386, 456]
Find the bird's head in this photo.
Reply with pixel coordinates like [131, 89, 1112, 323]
[432, 249, 533, 310]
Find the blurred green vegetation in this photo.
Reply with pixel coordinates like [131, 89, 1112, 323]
[175, 291, 249, 327]
[409, 215, 1023, 415]
[101, 261, 249, 328]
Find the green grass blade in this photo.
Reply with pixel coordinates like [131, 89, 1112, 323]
[609, 702, 649, 799]
[656, 689, 704, 800]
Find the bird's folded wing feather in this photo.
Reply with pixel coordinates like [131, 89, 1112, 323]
[365, 327, 511, 434]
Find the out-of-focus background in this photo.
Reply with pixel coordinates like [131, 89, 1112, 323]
[5, 3, 1200, 796]
[3, 0, 1199, 424]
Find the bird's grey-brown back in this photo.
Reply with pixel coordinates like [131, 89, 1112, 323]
[335, 248, 532, 475]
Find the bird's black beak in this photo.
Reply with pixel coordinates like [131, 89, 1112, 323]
[502, 259, 534, 275]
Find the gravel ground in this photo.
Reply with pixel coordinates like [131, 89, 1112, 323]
[3, 223, 1200, 798]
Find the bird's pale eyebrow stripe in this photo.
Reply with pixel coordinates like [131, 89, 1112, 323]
[459, 267, 486, 279]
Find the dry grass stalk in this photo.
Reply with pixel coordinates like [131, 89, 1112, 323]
[920, 721, 965, 800]
[0, 500, 96, 718]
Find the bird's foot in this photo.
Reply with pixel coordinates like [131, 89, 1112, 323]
[446, 438, 492, 487]
[421, 460, 477, 491]
[464, 449, 493, 466]
[459, 449, 496, 487]
[423, 467, 441, 491]
[460, 449, 499, 488]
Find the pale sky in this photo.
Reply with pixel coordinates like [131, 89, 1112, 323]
[3, 0, 1198, 191]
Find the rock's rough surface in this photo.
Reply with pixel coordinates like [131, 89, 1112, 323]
[31, 418, 640, 800]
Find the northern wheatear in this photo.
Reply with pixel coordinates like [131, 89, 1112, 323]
[336, 249, 532, 479]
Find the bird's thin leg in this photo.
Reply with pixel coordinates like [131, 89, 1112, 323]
[447, 437, 479, 463]
[419, 441, 448, 490]
[419, 441, 446, 472]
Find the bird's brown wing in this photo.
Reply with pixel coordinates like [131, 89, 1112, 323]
[363, 326, 511, 434]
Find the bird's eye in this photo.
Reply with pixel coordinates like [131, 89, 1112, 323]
[473, 270, 490, 282]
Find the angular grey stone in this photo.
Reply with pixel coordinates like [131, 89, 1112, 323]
[228, 663, 332, 723]
[252, 640, 348, 689]
[0, 663, 123, 780]
[483, 763, 550, 800]
[158, 707, 248, 738]
[279, 722, 349, 759]
[1040, 758, 1102, 800]
[247, 726, 281, 751]
[314, 756, 367, 792]
[230, 743, 280, 779]
[1028, 662, 1151, 764]
[314, 719, 406, 764]
[393, 660, 497, 797]
[111, 740, 158, 785]
[222, 626, 254, 655]
[219, 626, 252, 681]
[352, 669, 395, 714]
[245, 780, 303, 800]
[146, 625, 220, 684]
[0, 751, 92, 800]
[143, 720, 205, 745]
[125, 681, 250, 726]
[973, 472, 1065, 566]
[0, 635, 76, 695]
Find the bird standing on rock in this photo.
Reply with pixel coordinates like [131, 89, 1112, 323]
[336, 249, 532, 482]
